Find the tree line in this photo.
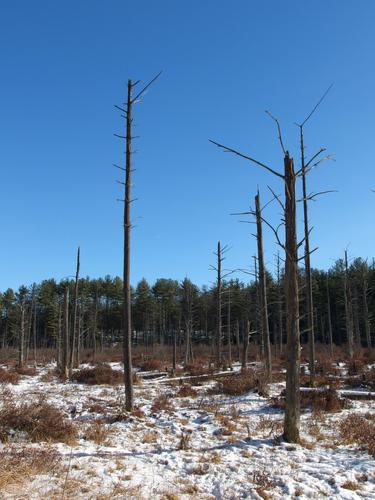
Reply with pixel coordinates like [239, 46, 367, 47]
[1, 255, 373, 363]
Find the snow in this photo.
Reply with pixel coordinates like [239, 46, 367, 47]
[1, 364, 374, 499]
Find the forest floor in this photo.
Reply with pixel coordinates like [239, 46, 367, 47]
[0, 361, 374, 499]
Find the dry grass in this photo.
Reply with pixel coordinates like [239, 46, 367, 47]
[271, 388, 345, 413]
[14, 365, 37, 376]
[137, 357, 164, 371]
[71, 364, 123, 385]
[0, 446, 61, 492]
[339, 413, 375, 456]
[0, 398, 77, 443]
[84, 419, 115, 445]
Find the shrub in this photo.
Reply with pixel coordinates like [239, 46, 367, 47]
[339, 413, 375, 456]
[0, 368, 19, 384]
[216, 369, 266, 396]
[151, 394, 174, 414]
[347, 359, 365, 376]
[71, 364, 122, 385]
[0, 399, 77, 443]
[14, 366, 37, 376]
[301, 388, 345, 412]
[138, 358, 164, 372]
[363, 367, 375, 390]
[177, 385, 198, 398]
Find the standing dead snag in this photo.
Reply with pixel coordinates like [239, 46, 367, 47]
[61, 286, 70, 380]
[209, 142, 302, 442]
[215, 241, 222, 368]
[344, 250, 354, 359]
[70, 246, 80, 370]
[255, 191, 272, 381]
[115, 73, 161, 412]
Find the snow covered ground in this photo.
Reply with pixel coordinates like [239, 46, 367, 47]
[1, 363, 374, 499]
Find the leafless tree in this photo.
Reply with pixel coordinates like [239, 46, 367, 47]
[70, 246, 80, 370]
[115, 72, 161, 411]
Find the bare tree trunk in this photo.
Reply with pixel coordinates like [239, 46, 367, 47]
[283, 153, 301, 444]
[344, 250, 354, 359]
[123, 79, 134, 411]
[57, 303, 62, 368]
[76, 304, 82, 367]
[276, 253, 283, 354]
[61, 287, 70, 379]
[326, 275, 333, 358]
[70, 247, 80, 370]
[255, 191, 272, 381]
[18, 301, 25, 368]
[33, 298, 37, 368]
[299, 126, 315, 386]
[235, 319, 240, 362]
[241, 320, 249, 370]
[227, 289, 232, 369]
[216, 241, 222, 368]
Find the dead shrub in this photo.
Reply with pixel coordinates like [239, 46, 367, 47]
[184, 363, 211, 377]
[347, 359, 365, 376]
[217, 369, 266, 396]
[339, 413, 375, 456]
[40, 368, 59, 383]
[0, 399, 77, 443]
[177, 385, 198, 398]
[0, 446, 61, 491]
[363, 367, 375, 390]
[301, 388, 345, 412]
[138, 358, 164, 372]
[178, 430, 192, 450]
[0, 367, 19, 384]
[251, 469, 276, 497]
[84, 419, 114, 445]
[151, 394, 174, 414]
[71, 364, 122, 385]
[14, 366, 37, 376]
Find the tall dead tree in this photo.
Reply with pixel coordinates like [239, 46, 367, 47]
[226, 288, 232, 369]
[296, 85, 333, 385]
[344, 250, 354, 359]
[254, 191, 272, 381]
[326, 274, 334, 357]
[276, 252, 283, 354]
[115, 72, 161, 411]
[210, 104, 331, 441]
[61, 287, 70, 379]
[215, 241, 222, 368]
[70, 246, 80, 370]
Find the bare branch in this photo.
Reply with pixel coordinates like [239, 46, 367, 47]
[299, 83, 334, 127]
[265, 110, 286, 154]
[131, 71, 162, 103]
[209, 139, 284, 179]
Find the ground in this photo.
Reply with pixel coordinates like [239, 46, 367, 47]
[0, 362, 374, 499]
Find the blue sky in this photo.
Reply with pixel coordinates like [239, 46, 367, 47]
[1, 1, 374, 290]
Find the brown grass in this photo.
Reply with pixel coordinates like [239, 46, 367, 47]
[137, 358, 164, 371]
[271, 388, 345, 413]
[71, 364, 122, 385]
[84, 419, 114, 445]
[177, 385, 198, 398]
[0, 446, 61, 491]
[339, 413, 375, 456]
[0, 399, 77, 443]
[14, 366, 37, 376]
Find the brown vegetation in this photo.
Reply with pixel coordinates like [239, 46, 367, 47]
[0, 399, 77, 443]
[71, 364, 122, 385]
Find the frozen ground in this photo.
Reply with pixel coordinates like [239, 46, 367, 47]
[1, 363, 374, 499]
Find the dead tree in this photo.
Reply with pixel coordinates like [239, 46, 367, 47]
[326, 274, 334, 357]
[242, 320, 250, 369]
[210, 138, 324, 442]
[215, 241, 223, 368]
[276, 252, 283, 354]
[18, 298, 25, 368]
[360, 264, 373, 350]
[70, 246, 80, 370]
[115, 72, 161, 411]
[344, 250, 354, 358]
[61, 287, 70, 379]
[254, 191, 272, 380]
[226, 288, 232, 369]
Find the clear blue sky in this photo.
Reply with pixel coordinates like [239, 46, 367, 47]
[1, 1, 374, 290]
